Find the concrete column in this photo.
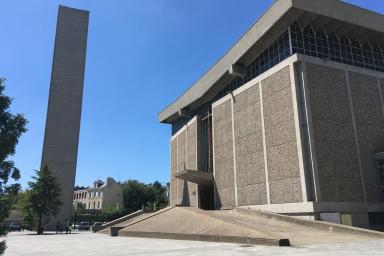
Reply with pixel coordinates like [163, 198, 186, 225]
[289, 63, 308, 202]
[378, 78, 384, 120]
[298, 62, 321, 202]
[230, 94, 238, 207]
[258, 82, 271, 204]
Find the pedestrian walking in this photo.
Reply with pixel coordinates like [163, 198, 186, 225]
[56, 220, 61, 234]
[65, 219, 71, 234]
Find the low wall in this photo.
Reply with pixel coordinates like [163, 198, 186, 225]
[93, 209, 143, 232]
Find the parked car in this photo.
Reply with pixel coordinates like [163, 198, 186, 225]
[78, 222, 90, 230]
[8, 222, 21, 231]
[74, 222, 80, 230]
[93, 222, 103, 227]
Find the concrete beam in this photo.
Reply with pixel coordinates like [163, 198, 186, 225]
[229, 63, 246, 78]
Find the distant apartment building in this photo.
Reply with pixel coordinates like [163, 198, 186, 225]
[73, 178, 123, 211]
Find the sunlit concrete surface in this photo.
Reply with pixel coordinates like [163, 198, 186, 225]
[5, 231, 384, 256]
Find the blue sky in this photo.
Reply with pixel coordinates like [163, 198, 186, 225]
[0, 0, 383, 189]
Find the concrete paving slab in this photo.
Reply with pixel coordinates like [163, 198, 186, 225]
[5, 231, 384, 256]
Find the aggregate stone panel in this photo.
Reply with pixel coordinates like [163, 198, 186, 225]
[380, 79, 384, 113]
[186, 121, 197, 170]
[266, 140, 300, 182]
[269, 178, 302, 204]
[233, 85, 258, 112]
[319, 175, 362, 202]
[216, 188, 236, 208]
[186, 120, 198, 207]
[315, 138, 362, 178]
[213, 101, 233, 147]
[262, 87, 295, 131]
[214, 143, 234, 162]
[170, 138, 177, 206]
[349, 72, 384, 202]
[232, 84, 268, 205]
[41, 6, 89, 228]
[237, 183, 268, 206]
[186, 182, 198, 207]
[306, 63, 363, 202]
[261, 67, 302, 203]
[177, 130, 187, 204]
[213, 100, 235, 208]
[214, 157, 235, 189]
[262, 66, 291, 98]
[234, 133, 262, 158]
[235, 149, 266, 186]
[233, 105, 259, 139]
[265, 121, 296, 147]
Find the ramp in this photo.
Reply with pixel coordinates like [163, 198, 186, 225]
[118, 207, 289, 246]
[105, 207, 384, 246]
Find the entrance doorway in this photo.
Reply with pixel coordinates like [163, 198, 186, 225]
[199, 185, 214, 210]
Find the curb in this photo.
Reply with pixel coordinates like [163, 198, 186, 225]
[118, 231, 290, 246]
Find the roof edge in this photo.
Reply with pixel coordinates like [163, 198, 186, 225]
[158, 0, 294, 123]
[158, 0, 384, 123]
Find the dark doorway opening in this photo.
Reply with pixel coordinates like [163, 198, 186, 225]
[199, 185, 214, 210]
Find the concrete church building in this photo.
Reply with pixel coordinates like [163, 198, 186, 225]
[41, 6, 89, 228]
[159, 0, 384, 228]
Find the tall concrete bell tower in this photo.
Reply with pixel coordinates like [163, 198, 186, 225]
[41, 5, 89, 229]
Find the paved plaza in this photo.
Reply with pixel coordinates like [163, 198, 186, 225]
[5, 231, 384, 256]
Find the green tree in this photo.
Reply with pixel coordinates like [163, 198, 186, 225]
[0, 78, 27, 254]
[121, 180, 148, 213]
[12, 190, 34, 230]
[73, 202, 86, 213]
[28, 164, 62, 234]
[152, 181, 168, 207]
[121, 180, 168, 213]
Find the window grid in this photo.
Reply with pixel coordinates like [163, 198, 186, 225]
[291, 23, 383, 72]
[373, 46, 384, 72]
[303, 26, 317, 57]
[351, 40, 364, 68]
[328, 33, 342, 62]
[340, 37, 353, 66]
[362, 43, 375, 70]
[316, 30, 329, 59]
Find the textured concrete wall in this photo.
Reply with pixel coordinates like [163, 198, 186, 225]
[41, 6, 88, 227]
[169, 119, 199, 207]
[212, 66, 302, 207]
[213, 100, 236, 208]
[349, 72, 384, 202]
[177, 130, 188, 205]
[261, 67, 302, 204]
[233, 85, 268, 206]
[186, 121, 198, 207]
[306, 64, 363, 202]
[170, 138, 177, 206]
[380, 79, 384, 110]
